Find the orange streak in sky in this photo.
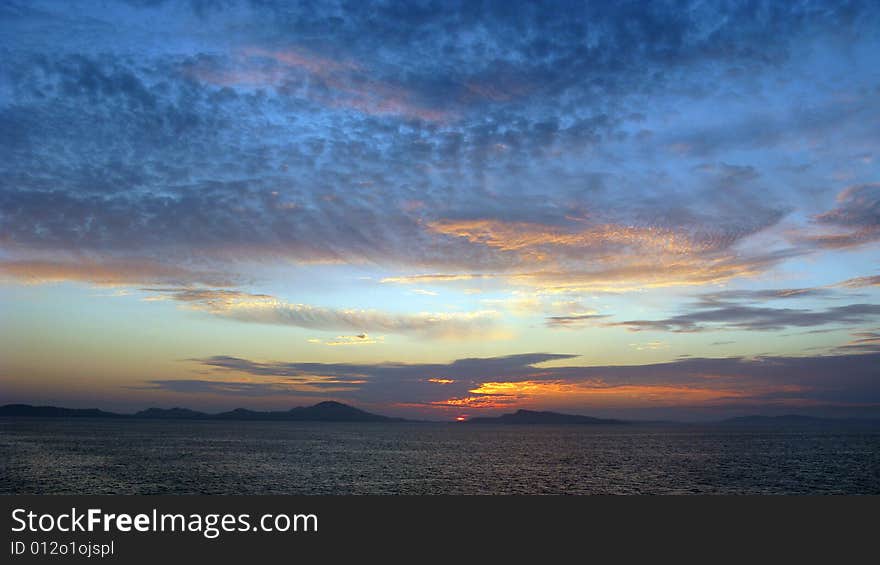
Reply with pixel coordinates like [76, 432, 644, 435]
[431, 380, 800, 410]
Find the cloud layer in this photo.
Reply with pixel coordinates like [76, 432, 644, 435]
[1, 0, 877, 289]
[141, 351, 880, 417]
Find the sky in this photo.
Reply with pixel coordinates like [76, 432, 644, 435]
[1, 0, 879, 421]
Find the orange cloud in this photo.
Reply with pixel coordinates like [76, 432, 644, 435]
[835, 275, 880, 288]
[427, 219, 704, 256]
[511, 256, 777, 292]
[410, 218, 793, 291]
[430, 395, 520, 408]
[432, 379, 795, 410]
[382, 257, 787, 294]
[0, 258, 235, 287]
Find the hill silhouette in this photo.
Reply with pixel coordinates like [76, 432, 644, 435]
[5, 403, 877, 426]
[213, 401, 402, 422]
[135, 407, 207, 419]
[0, 404, 123, 418]
[0, 401, 403, 422]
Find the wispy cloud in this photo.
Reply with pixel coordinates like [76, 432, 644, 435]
[833, 330, 880, 354]
[379, 249, 804, 293]
[410, 289, 438, 296]
[143, 287, 501, 338]
[0, 259, 236, 287]
[424, 218, 796, 290]
[145, 376, 366, 396]
[307, 334, 385, 346]
[804, 184, 880, 249]
[545, 314, 610, 329]
[836, 275, 880, 288]
[696, 288, 836, 304]
[381, 274, 496, 284]
[613, 303, 880, 333]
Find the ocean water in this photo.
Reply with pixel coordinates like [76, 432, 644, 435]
[1, 419, 878, 494]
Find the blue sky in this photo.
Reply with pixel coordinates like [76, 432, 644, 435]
[1, 0, 879, 420]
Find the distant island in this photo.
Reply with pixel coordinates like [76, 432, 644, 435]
[2, 403, 878, 427]
[465, 409, 628, 425]
[0, 405, 125, 419]
[463, 410, 880, 427]
[0, 401, 403, 422]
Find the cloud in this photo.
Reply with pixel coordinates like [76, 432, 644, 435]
[833, 330, 880, 354]
[381, 274, 496, 284]
[836, 275, 880, 288]
[427, 219, 709, 256]
[190, 45, 452, 121]
[143, 287, 500, 338]
[806, 184, 880, 249]
[195, 352, 573, 385]
[588, 278, 880, 333]
[307, 334, 385, 346]
[149, 351, 880, 413]
[0, 258, 236, 287]
[423, 217, 796, 290]
[696, 288, 836, 304]
[629, 341, 667, 351]
[140, 287, 271, 304]
[686, 277, 876, 307]
[546, 314, 611, 329]
[3, 0, 876, 290]
[378, 247, 803, 293]
[614, 303, 880, 333]
[144, 377, 365, 396]
[210, 302, 500, 338]
[410, 289, 438, 296]
[431, 380, 755, 409]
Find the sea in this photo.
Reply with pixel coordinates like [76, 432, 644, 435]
[1, 419, 878, 494]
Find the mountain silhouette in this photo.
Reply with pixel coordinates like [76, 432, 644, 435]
[465, 409, 627, 425]
[135, 407, 207, 419]
[213, 401, 403, 422]
[7, 403, 876, 426]
[0, 401, 403, 422]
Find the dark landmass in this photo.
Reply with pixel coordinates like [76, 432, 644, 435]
[0, 404, 124, 419]
[135, 407, 207, 419]
[719, 414, 880, 427]
[3, 403, 879, 427]
[213, 401, 403, 422]
[466, 409, 628, 425]
[0, 401, 403, 422]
